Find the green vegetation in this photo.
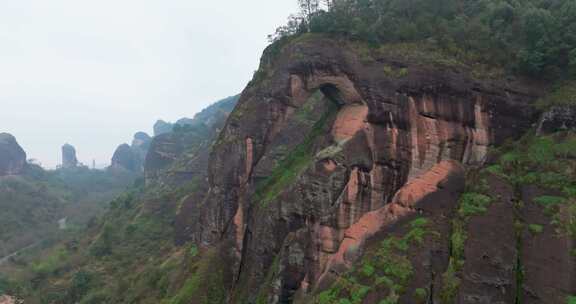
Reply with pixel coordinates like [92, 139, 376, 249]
[534, 195, 567, 215]
[441, 171, 491, 302]
[536, 81, 576, 109]
[484, 132, 576, 303]
[255, 255, 280, 304]
[490, 132, 576, 236]
[189, 245, 199, 257]
[30, 246, 69, 279]
[2, 179, 186, 303]
[414, 288, 427, 302]
[528, 224, 544, 234]
[279, 0, 576, 81]
[382, 64, 409, 78]
[168, 249, 226, 304]
[441, 219, 466, 303]
[458, 193, 492, 217]
[0, 164, 137, 261]
[255, 100, 339, 206]
[489, 133, 576, 188]
[314, 218, 434, 304]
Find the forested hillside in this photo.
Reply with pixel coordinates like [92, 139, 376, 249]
[0, 164, 137, 260]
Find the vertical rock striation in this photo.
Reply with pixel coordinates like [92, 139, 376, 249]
[0, 133, 26, 176]
[175, 37, 538, 302]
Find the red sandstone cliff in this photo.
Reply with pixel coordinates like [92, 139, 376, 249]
[173, 36, 543, 303]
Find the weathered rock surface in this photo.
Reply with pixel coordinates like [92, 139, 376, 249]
[0, 133, 26, 176]
[537, 105, 576, 134]
[0, 295, 17, 304]
[132, 132, 152, 158]
[61, 143, 78, 168]
[458, 175, 517, 303]
[520, 185, 575, 304]
[174, 37, 540, 302]
[153, 120, 174, 136]
[111, 132, 152, 172]
[145, 95, 238, 185]
[111, 143, 138, 172]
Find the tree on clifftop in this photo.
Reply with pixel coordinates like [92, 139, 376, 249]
[298, 0, 320, 30]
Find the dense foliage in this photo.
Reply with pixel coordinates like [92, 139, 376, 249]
[274, 0, 576, 80]
[0, 164, 137, 259]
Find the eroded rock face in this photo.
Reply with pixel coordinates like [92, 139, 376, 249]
[144, 96, 238, 185]
[110, 132, 152, 172]
[153, 120, 173, 136]
[61, 144, 78, 168]
[175, 37, 538, 302]
[0, 133, 26, 176]
[0, 295, 17, 304]
[132, 132, 152, 157]
[537, 105, 576, 134]
[111, 143, 138, 172]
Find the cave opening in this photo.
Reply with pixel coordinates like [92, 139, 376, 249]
[319, 83, 347, 107]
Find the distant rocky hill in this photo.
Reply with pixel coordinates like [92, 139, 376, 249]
[110, 95, 239, 174]
[152, 95, 239, 136]
[144, 94, 239, 184]
[61, 144, 78, 168]
[0, 133, 26, 176]
[0, 134, 138, 262]
[153, 119, 173, 136]
[0, 95, 240, 302]
[110, 132, 152, 172]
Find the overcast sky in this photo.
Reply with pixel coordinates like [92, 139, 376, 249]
[0, 0, 297, 168]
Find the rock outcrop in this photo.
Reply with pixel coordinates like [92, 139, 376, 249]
[153, 120, 174, 136]
[174, 36, 539, 302]
[0, 295, 17, 304]
[152, 96, 239, 138]
[145, 95, 239, 184]
[131, 131, 152, 159]
[537, 105, 576, 134]
[111, 143, 138, 172]
[0, 133, 26, 176]
[61, 144, 78, 168]
[111, 132, 152, 172]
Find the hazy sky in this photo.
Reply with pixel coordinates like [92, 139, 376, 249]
[0, 0, 297, 168]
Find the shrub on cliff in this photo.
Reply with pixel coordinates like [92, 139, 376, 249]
[275, 0, 576, 80]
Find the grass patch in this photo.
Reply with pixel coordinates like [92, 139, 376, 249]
[168, 249, 226, 304]
[440, 171, 491, 302]
[458, 193, 492, 217]
[440, 218, 466, 303]
[30, 246, 69, 278]
[492, 133, 576, 193]
[534, 196, 567, 208]
[313, 218, 434, 304]
[383, 64, 409, 78]
[255, 101, 338, 207]
[528, 224, 544, 234]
